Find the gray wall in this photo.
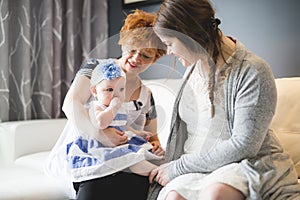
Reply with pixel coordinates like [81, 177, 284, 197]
[212, 0, 300, 78]
[108, 0, 300, 79]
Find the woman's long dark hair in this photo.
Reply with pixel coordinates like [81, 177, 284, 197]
[155, 0, 224, 117]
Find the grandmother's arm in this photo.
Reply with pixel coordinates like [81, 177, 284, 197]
[63, 74, 127, 147]
[145, 117, 165, 156]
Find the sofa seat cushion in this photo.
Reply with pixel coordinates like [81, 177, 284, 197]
[14, 151, 50, 172]
[0, 166, 71, 199]
[270, 77, 300, 177]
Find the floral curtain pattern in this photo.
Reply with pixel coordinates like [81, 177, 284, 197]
[0, 0, 108, 122]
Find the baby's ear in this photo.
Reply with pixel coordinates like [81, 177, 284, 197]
[90, 85, 97, 96]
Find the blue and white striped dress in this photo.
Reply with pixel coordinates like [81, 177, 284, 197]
[65, 102, 161, 182]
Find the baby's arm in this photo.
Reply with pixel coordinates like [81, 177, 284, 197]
[90, 97, 122, 129]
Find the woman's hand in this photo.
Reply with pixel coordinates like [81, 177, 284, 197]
[136, 130, 153, 141]
[95, 127, 128, 147]
[125, 126, 153, 140]
[151, 140, 165, 157]
[149, 163, 170, 186]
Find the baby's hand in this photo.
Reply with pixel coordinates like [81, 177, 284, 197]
[109, 97, 122, 108]
[136, 131, 153, 141]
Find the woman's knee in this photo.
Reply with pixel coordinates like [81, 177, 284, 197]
[200, 183, 245, 200]
[166, 190, 185, 200]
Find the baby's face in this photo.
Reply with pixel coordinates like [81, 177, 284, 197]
[95, 77, 125, 106]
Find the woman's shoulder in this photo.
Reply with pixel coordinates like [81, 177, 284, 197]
[229, 40, 274, 82]
[136, 83, 155, 108]
[236, 41, 270, 71]
[140, 83, 153, 98]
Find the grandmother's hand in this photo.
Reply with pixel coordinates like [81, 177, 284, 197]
[96, 127, 128, 147]
[149, 163, 170, 186]
[151, 141, 165, 157]
[134, 130, 153, 141]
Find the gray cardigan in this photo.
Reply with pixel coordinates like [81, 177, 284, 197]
[147, 41, 300, 200]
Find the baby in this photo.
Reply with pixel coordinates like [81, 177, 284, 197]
[66, 61, 162, 179]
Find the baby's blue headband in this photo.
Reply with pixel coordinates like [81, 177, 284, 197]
[91, 61, 125, 86]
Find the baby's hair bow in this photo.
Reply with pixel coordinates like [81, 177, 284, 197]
[102, 63, 122, 80]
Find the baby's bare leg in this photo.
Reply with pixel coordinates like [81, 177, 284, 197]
[129, 161, 157, 176]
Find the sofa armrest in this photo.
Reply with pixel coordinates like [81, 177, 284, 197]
[270, 77, 300, 177]
[0, 119, 67, 165]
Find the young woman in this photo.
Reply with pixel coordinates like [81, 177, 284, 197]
[147, 0, 300, 199]
[45, 10, 166, 200]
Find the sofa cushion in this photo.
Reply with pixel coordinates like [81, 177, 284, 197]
[0, 166, 71, 199]
[0, 118, 67, 164]
[14, 151, 50, 172]
[270, 77, 300, 177]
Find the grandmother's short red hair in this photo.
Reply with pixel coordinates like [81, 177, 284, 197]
[118, 10, 166, 58]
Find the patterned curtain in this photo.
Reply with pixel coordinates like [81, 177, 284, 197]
[0, 0, 108, 122]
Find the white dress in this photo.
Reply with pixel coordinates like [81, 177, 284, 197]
[157, 63, 249, 199]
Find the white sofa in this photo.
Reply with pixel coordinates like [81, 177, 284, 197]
[0, 77, 299, 199]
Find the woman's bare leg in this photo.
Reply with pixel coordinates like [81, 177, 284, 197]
[200, 183, 245, 200]
[165, 190, 185, 200]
